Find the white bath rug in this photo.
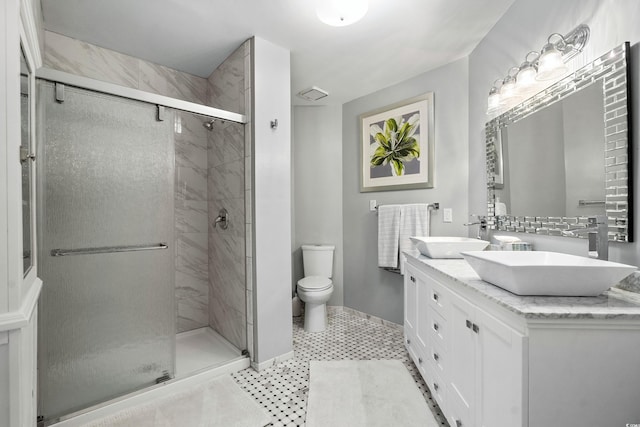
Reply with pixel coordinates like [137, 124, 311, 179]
[84, 375, 270, 427]
[306, 359, 439, 427]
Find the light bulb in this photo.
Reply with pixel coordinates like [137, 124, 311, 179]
[316, 0, 368, 27]
[487, 91, 502, 115]
[536, 43, 568, 81]
[515, 63, 538, 96]
[500, 76, 517, 100]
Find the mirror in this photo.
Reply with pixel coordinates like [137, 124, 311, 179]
[486, 42, 632, 242]
[21, 44, 33, 274]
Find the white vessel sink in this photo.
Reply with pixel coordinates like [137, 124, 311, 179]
[410, 236, 490, 259]
[461, 251, 637, 296]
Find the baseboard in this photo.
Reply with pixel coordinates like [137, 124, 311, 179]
[328, 306, 403, 331]
[250, 350, 294, 372]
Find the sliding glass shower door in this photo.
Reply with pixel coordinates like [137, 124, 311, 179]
[36, 81, 176, 421]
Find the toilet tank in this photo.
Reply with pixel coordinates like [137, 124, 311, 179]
[302, 244, 335, 278]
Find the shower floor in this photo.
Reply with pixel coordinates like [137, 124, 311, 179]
[176, 327, 242, 377]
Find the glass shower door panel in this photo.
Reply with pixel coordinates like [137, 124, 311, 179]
[37, 81, 175, 420]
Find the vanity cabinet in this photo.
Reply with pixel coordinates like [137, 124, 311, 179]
[404, 255, 640, 427]
[404, 262, 524, 427]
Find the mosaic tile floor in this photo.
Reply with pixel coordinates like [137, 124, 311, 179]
[232, 309, 448, 427]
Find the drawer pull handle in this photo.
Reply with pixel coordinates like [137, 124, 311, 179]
[433, 322, 439, 331]
[472, 323, 480, 334]
[433, 353, 439, 361]
[433, 382, 439, 391]
[456, 420, 463, 427]
[410, 276, 416, 282]
[406, 338, 411, 345]
[418, 357, 423, 364]
[466, 319, 472, 329]
[433, 293, 439, 301]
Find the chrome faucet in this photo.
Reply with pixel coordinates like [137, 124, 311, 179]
[464, 215, 489, 240]
[561, 215, 608, 260]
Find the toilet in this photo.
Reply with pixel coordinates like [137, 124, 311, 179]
[297, 244, 335, 332]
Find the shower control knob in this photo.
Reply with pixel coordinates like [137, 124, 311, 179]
[214, 208, 229, 230]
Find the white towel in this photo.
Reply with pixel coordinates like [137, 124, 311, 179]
[398, 204, 430, 274]
[377, 205, 402, 268]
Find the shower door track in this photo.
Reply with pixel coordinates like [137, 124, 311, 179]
[35, 67, 247, 124]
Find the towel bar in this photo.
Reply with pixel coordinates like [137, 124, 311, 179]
[374, 202, 439, 212]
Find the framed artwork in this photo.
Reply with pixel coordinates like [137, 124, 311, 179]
[360, 93, 434, 192]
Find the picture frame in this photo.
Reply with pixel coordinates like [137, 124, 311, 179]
[360, 93, 434, 192]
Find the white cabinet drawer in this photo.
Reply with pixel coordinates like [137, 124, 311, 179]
[428, 276, 450, 315]
[426, 361, 448, 415]
[427, 339, 446, 378]
[427, 306, 447, 347]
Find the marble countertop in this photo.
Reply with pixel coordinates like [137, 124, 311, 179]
[406, 253, 640, 321]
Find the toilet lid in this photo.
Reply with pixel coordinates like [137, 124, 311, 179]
[298, 276, 332, 291]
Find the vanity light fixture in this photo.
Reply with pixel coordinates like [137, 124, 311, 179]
[486, 24, 590, 116]
[316, 0, 368, 27]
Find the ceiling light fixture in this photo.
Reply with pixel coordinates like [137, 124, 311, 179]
[316, 0, 368, 27]
[486, 24, 590, 116]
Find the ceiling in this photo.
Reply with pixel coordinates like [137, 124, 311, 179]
[41, 0, 514, 105]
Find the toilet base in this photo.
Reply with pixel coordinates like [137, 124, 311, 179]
[304, 302, 328, 332]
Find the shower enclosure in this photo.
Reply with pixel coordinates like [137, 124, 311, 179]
[36, 76, 247, 422]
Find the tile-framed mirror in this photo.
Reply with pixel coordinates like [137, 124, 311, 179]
[485, 42, 633, 242]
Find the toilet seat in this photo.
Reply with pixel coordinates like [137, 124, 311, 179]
[297, 276, 332, 292]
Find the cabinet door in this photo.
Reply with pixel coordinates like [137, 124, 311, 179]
[476, 308, 524, 427]
[415, 270, 430, 359]
[449, 292, 476, 426]
[404, 265, 418, 360]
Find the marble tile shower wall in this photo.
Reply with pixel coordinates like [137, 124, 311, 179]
[206, 41, 251, 352]
[44, 31, 207, 104]
[175, 112, 210, 332]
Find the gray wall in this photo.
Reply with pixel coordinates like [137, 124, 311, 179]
[292, 105, 344, 306]
[342, 57, 469, 325]
[468, 0, 640, 265]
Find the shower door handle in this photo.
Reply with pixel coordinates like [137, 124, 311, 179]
[214, 208, 229, 230]
[51, 243, 168, 257]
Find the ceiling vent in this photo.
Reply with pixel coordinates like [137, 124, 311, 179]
[297, 86, 329, 101]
